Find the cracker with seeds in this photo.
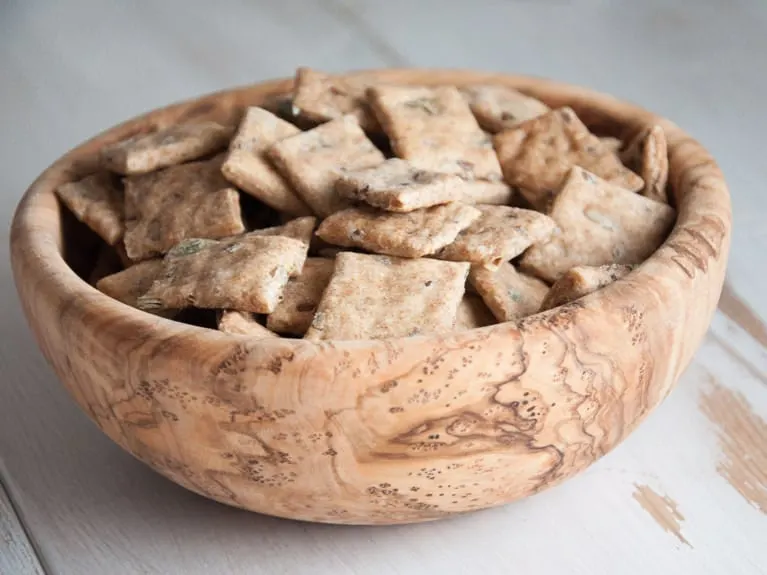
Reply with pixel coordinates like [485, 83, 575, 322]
[459, 180, 516, 205]
[137, 234, 308, 314]
[221, 107, 312, 215]
[268, 115, 385, 217]
[266, 258, 335, 335]
[462, 85, 550, 132]
[251, 216, 317, 246]
[494, 107, 644, 210]
[600, 136, 623, 153]
[101, 121, 232, 175]
[292, 67, 379, 132]
[540, 264, 634, 311]
[123, 158, 245, 261]
[620, 124, 669, 204]
[437, 205, 557, 269]
[96, 259, 176, 317]
[218, 310, 278, 338]
[469, 263, 549, 322]
[89, 244, 124, 286]
[520, 167, 676, 282]
[455, 294, 496, 330]
[56, 172, 124, 245]
[316, 203, 481, 258]
[305, 253, 469, 341]
[367, 85, 503, 180]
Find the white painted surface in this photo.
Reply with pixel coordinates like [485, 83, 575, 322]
[0, 0, 765, 573]
[0, 480, 45, 575]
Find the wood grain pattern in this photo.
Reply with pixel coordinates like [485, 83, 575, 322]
[9, 70, 732, 525]
[0, 479, 46, 575]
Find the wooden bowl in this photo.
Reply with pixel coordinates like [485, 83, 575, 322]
[9, 69, 731, 525]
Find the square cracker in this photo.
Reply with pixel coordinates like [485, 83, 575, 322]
[367, 85, 503, 180]
[458, 180, 515, 205]
[218, 310, 278, 338]
[123, 157, 245, 261]
[620, 124, 669, 204]
[56, 172, 124, 245]
[292, 67, 380, 132]
[437, 205, 557, 269]
[540, 264, 634, 311]
[520, 167, 676, 282]
[266, 257, 335, 335]
[251, 216, 317, 246]
[221, 107, 312, 216]
[304, 253, 469, 341]
[137, 234, 308, 314]
[101, 121, 232, 175]
[455, 294, 496, 331]
[469, 263, 549, 322]
[461, 85, 550, 133]
[335, 158, 468, 212]
[96, 259, 176, 318]
[494, 107, 644, 210]
[268, 115, 385, 217]
[316, 203, 481, 258]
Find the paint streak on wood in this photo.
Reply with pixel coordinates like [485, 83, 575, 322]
[718, 280, 767, 350]
[708, 332, 767, 387]
[700, 380, 767, 514]
[632, 485, 690, 546]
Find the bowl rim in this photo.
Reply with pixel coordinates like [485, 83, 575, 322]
[9, 68, 732, 353]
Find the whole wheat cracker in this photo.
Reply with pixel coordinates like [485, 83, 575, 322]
[56, 172, 124, 245]
[96, 259, 176, 317]
[89, 244, 124, 286]
[268, 115, 385, 218]
[600, 136, 623, 153]
[123, 157, 245, 261]
[469, 263, 549, 322]
[218, 310, 279, 338]
[540, 264, 634, 311]
[221, 107, 312, 215]
[136, 234, 308, 314]
[458, 179, 516, 205]
[520, 167, 676, 282]
[494, 107, 644, 211]
[316, 203, 481, 258]
[455, 294, 496, 330]
[101, 121, 232, 175]
[437, 205, 557, 270]
[266, 258, 335, 336]
[304, 252, 469, 341]
[461, 85, 550, 133]
[620, 125, 669, 204]
[367, 85, 503, 180]
[251, 216, 317, 247]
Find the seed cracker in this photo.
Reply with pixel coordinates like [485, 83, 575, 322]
[96, 259, 176, 317]
[458, 179, 516, 205]
[494, 107, 644, 211]
[221, 107, 312, 216]
[266, 257, 335, 335]
[304, 252, 469, 341]
[251, 216, 317, 247]
[123, 158, 245, 261]
[469, 263, 549, 322]
[600, 136, 623, 153]
[540, 264, 634, 311]
[316, 203, 481, 258]
[137, 234, 308, 314]
[56, 172, 124, 245]
[367, 85, 503, 180]
[101, 121, 232, 175]
[454, 294, 496, 330]
[218, 310, 279, 338]
[620, 124, 669, 204]
[437, 205, 557, 269]
[268, 115, 385, 217]
[520, 167, 676, 282]
[461, 85, 550, 133]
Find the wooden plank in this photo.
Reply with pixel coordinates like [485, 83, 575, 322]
[0, 478, 46, 575]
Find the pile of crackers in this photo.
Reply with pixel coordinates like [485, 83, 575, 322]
[57, 67, 676, 341]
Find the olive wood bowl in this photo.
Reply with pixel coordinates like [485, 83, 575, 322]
[10, 69, 731, 525]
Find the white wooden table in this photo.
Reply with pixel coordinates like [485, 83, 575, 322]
[1, 1, 766, 573]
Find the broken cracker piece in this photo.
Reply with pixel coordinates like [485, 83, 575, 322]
[470, 263, 549, 322]
[218, 310, 278, 338]
[123, 158, 245, 261]
[600, 136, 623, 153]
[520, 167, 676, 282]
[367, 85, 503, 180]
[266, 257, 335, 336]
[540, 264, 634, 311]
[437, 205, 557, 270]
[620, 124, 669, 204]
[316, 203, 481, 258]
[455, 294, 496, 330]
[461, 85, 550, 133]
[221, 107, 312, 216]
[335, 158, 468, 212]
[96, 259, 176, 317]
[305, 252, 469, 341]
[251, 216, 317, 247]
[137, 234, 308, 314]
[292, 67, 379, 132]
[458, 179, 516, 205]
[268, 115, 385, 217]
[56, 172, 124, 245]
[89, 244, 124, 286]
[494, 107, 644, 210]
[101, 121, 232, 175]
